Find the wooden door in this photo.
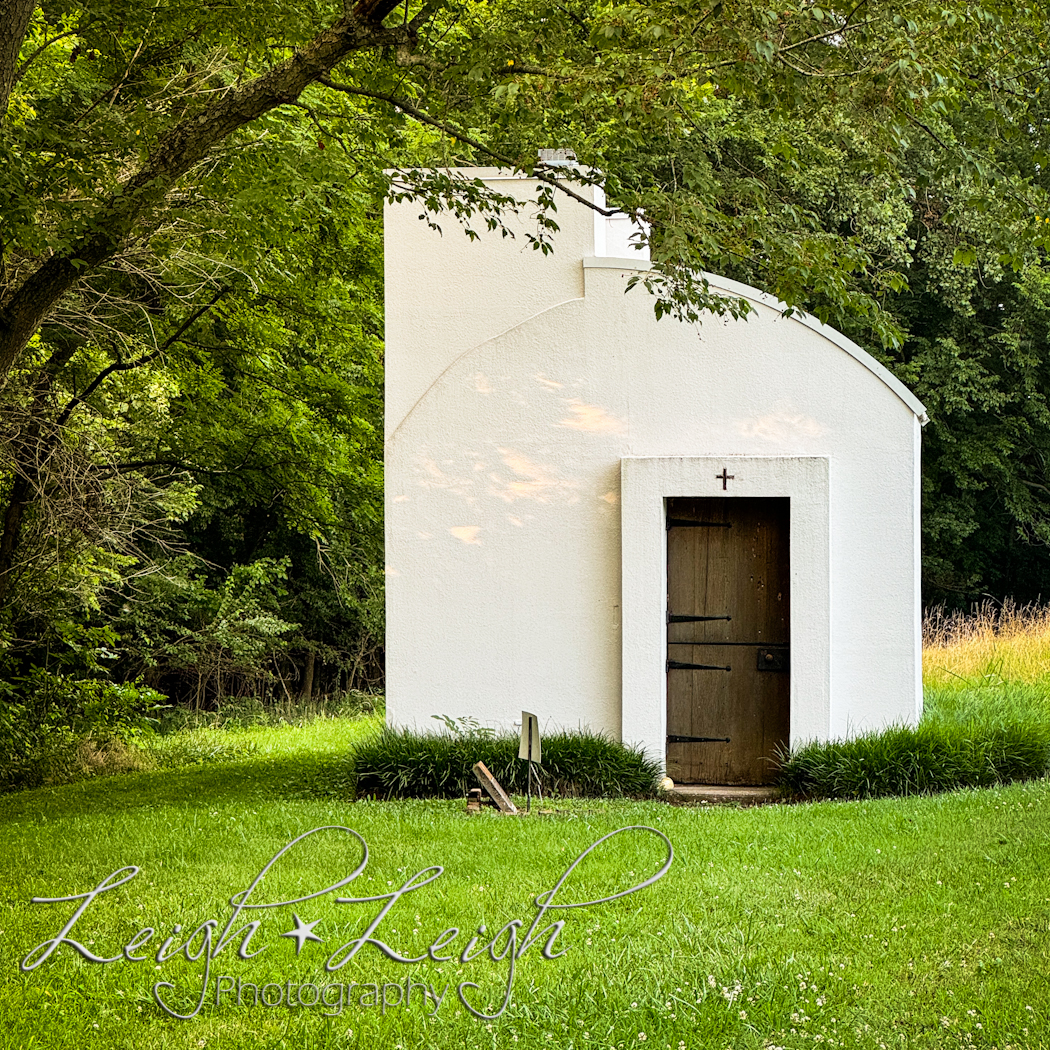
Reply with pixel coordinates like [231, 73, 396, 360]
[665, 497, 790, 785]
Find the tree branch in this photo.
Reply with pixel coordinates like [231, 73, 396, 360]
[55, 286, 230, 427]
[896, 105, 952, 152]
[392, 46, 548, 76]
[0, 9, 420, 382]
[393, 47, 444, 71]
[0, 0, 37, 119]
[319, 76, 618, 216]
[15, 28, 79, 84]
[776, 1, 873, 56]
[352, 0, 406, 24]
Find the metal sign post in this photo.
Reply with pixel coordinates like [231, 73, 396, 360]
[518, 711, 542, 813]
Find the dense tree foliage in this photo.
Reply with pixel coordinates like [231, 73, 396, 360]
[1, 17, 388, 694]
[0, 0, 1048, 724]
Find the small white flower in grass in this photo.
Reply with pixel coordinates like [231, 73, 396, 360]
[638, 1033, 648, 1042]
[740, 1011, 748, 1020]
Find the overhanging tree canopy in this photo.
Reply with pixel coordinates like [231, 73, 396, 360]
[2, 0, 1048, 370]
[0, 0, 1049, 636]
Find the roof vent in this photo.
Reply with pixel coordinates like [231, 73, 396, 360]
[536, 148, 579, 169]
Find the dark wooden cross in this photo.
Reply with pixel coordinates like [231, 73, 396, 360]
[716, 468, 735, 490]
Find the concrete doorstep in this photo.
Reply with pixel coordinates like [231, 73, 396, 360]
[662, 784, 785, 806]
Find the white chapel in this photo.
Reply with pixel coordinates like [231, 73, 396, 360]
[383, 166, 927, 785]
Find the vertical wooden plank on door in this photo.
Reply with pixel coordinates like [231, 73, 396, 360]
[665, 497, 790, 784]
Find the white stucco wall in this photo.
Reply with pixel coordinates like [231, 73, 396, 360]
[384, 169, 926, 758]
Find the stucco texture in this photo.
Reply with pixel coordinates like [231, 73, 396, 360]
[384, 172, 925, 760]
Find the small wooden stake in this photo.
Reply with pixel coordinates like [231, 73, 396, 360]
[472, 761, 518, 814]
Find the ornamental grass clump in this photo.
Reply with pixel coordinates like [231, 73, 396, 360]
[780, 601, 1050, 800]
[777, 720, 1050, 800]
[349, 722, 660, 799]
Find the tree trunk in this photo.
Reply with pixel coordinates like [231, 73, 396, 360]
[0, 470, 30, 610]
[0, 384, 50, 614]
[0, 10, 416, 380]
[0, 0, 36, 121]
[301, 650, 316, 700]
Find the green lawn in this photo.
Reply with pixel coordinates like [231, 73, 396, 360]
[1, 715, 1049, 1050]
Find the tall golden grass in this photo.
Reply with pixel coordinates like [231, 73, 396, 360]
[923, 600, 1050, 686]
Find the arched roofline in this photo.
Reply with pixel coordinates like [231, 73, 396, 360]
[583, 258, 929, 426]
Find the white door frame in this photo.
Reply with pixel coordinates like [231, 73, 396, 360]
[620, 456, 831, 768]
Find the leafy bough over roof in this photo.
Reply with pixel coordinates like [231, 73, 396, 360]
[0, 0, 1048, 618]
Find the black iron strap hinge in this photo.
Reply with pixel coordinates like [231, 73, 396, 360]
[668, 641, 788, 647]
[666, 659, 731, 672]
[667, 613, 732, 624]
[666, 518, 732, 530]
[666, 734, 731, 744]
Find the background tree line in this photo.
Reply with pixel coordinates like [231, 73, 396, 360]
[0, 0, 1048, 724]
